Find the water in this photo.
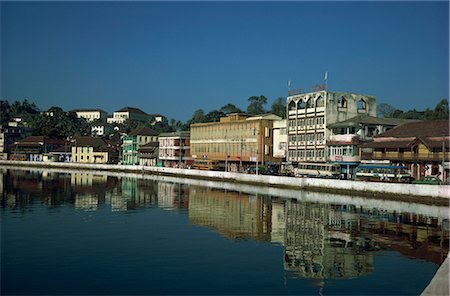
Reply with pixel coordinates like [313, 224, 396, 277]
[1, 167, 449, 295]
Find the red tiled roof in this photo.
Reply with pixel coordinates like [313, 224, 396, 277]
[375, 120, 449, 138]
[128, 127, 158, 136]
[116, 107, 147, 115]
[75, 136, 107, 148]
[361, 140, 413, 149]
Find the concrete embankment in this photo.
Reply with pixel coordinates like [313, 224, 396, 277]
[1, 160, 449, 204]
[421, 254, 449, 296]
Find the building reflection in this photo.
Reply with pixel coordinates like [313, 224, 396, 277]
[1, 168, 448, 281]
[188, 186, 272, 241]
[283, 201, 375, 279]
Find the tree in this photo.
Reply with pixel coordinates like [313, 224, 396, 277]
[270, 97, 286, 118]
[0, 100, 11, 124]
[219, 103, 242, 114]
[377, 103, 398, 118]
[434, 99, 449, 119]
[31, 107, 89, 138]
[191, 109, 206, 124]
[204, 110, 225, 122]
[247, 95, 267, 115]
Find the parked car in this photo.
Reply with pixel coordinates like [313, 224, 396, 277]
[412, 176, 442, 185]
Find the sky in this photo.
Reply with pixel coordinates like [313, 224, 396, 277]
[1, 1, 449, 121]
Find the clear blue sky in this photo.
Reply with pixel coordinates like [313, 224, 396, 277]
[1, 1, 448, 121]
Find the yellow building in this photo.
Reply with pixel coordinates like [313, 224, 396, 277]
[190, 113, 281, 171]
[72, 136, 117, 164]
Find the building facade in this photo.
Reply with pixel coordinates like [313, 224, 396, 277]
[158, 131, 191, 168]
[0, 125, 32, 160]
[107, 107, 148, 125]
[190, 113, 281, 171]
[73, 109, 108, 123]
[91, 124, 111, 137]
[273, 119, 287, 161]
[13, 136, 66, 161]
[287, 91, 376, 164]
[326, 115, 414, 178]
[122, 127, 158, 165]
[138, 142, 159, 166]
[72, 137, 117, 164]
[360, 120, 449, 182]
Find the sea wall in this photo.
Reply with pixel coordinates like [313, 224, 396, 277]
[1, 160, 449, 203]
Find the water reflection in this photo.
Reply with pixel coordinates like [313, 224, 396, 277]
[2, 168, 449, 282]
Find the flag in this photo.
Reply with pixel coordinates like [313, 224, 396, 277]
[288, 80, 291, 88]
[324, 71, 328, 81]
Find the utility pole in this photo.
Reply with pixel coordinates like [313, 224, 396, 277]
[240, 139, 243, 172]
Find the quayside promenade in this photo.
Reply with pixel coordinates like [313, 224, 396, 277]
[2, 160, 449, 204]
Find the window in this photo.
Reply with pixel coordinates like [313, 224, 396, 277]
[306, 98, 313, 108]
[338, 96, 347, 108]
[298, 100, 305, 109]
[316, 96, 324, 107]
[288, 100, 296, 110]
[357, 99, 367, 111]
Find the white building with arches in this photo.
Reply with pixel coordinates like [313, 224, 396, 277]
[286, 91, 376, 163]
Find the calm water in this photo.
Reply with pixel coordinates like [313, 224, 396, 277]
[1, 168, 449, 295]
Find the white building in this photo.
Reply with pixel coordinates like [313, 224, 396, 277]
[287, 90, 376, 164]
[91, 124, 111, 137]
[272, 119, 287, 160]
[158, 131, 190, 168]
[74, 109, 108, 123]
[107, 107, 148, 125]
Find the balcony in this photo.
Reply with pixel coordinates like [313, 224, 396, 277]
[329, 134, 357, 143]
[329, 155, 360, 162]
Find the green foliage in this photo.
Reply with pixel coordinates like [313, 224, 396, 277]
[270, 97, 286, 118]
[377, 103, 397, 118]
[377, 99, 449, 120]
[0, 99, 39, 125]
[31, 108, 90, 138]
[246, 95, 267, 115]
[219, 103, 242, 114]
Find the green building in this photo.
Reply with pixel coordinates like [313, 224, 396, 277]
[122, 127, 158, 165]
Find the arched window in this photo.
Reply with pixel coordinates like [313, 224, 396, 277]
[306, 98, 313, 108]
[288, 100, 296, 111]
[338, 96, 347, 108]
[316, 96, 324, 107]
[298, 100, 305, 109]
[357, 99, 367, 110]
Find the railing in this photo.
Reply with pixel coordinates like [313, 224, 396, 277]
[361, 153, 448, 162]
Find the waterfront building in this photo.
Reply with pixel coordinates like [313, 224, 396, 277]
[91, 123, 111, 137]
[287, 91, 376, 164]
[190, 113, 281, 172]
[0, 124, 32, 160]
[122, 127, 158, 165]
[273, 119, 288, 161]
[72, 136, 118, 164]
[49, 145, 72, 162]
[138, 142, 159, 166]
[326, 115, 414, 178]
[73, 109, 108, 123]
[360, 119, 449, 181]
[107, 107, 148, 125]
[12, 136, 66, 161]
[158, 131, 191, 168]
